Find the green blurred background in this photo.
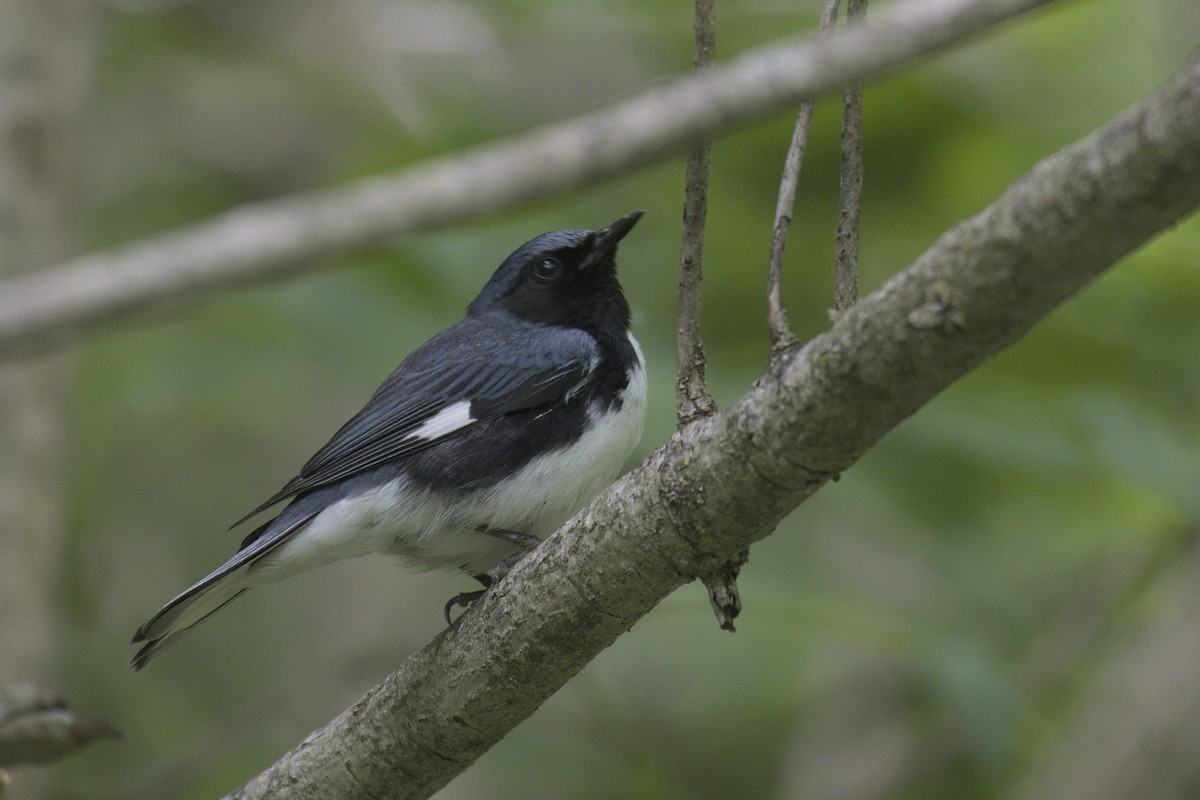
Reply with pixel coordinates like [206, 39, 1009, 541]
[23, 0, 1200, 797]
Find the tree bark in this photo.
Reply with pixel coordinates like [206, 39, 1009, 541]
[224, 53, 1200, 800]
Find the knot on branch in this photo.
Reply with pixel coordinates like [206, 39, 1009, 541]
[766, 334, 803, 373]
[907, 280, 966, 332]
[654, 431, 757, 633]
[700, 547, 750, 632]
[654, 433, 725, 567]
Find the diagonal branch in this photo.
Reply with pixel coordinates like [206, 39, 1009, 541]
[224, 52, 1200, 800]
[0, 0, 1057, 358]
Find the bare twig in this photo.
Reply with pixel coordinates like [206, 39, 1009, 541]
[835, 0, 869, 315]
[767, 0, 842, 359]
[0, 0, 1059, 358]
[680, 0, 729, 628]
[702, 547, 749, 631]
[677, 0, 718, 424]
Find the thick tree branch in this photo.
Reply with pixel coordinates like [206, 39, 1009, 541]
[225, 53, 1200, 800]
[0, 0, 1055, 358]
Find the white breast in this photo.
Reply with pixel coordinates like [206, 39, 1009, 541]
[483, 333, 646, 535]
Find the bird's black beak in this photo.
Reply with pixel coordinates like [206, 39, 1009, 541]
[580, 210, 644, 269]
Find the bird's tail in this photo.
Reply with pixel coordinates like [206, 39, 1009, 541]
[130, 511, 317, 670]
[130, 574, 250, 670]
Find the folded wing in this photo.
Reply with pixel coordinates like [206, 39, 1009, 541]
[236, 320, 600, 524]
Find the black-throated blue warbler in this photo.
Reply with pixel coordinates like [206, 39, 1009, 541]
[131, 211, 646, 669]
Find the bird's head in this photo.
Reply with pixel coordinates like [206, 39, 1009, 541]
[468, 211, 643, 335]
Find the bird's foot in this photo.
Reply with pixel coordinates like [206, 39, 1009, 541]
[443, 585, 488, 625]
[443, 529, 542, 624]
[476, 527, 542, 552]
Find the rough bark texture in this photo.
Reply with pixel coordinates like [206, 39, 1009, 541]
[0, 0, 1056, 358]
[225, 54, 1200, 800]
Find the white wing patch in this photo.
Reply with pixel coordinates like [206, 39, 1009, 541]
[565, 353, 601, 401]
[410, 400, 475, 441]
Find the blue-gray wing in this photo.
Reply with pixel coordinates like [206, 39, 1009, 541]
[236, 320, 598, 522]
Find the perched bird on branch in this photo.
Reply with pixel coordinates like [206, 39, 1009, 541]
[131, 212, 647, 669]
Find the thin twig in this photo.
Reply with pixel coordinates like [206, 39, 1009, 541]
[835, 0, 869, 315]
[677, 0, 718, 424]
[767, 0, 842, 360]
[680, 0, 730, 630]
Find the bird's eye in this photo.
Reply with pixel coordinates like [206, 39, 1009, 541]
[534, 257, 563, 282]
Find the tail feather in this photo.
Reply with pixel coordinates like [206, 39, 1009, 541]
[130, 510, 316, 670]
[130, 586, 249, 670]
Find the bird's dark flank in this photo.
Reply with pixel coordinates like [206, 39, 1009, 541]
[131, 212, 647, 669]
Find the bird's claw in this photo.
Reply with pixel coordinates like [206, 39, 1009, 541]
[443, 529, 542, 625]
[444, 589, 487, 625]
[476, 527, 542, 552]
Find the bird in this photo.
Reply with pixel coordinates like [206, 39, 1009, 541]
[130, 211, 647, 670]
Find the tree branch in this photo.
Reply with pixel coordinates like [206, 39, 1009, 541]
[676, 0, 718, 425]
[766, 0, 841, 356]
[835, 0, 868, 314]
[679, 0, 733, 627]
[0, 0, 1057, 358]
[0, 684, 119, 767]
[225, 52, 1200, 800]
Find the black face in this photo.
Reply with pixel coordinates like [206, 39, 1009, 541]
[468, 212, 642, 336]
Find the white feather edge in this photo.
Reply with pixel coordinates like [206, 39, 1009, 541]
[410, 399, 475, 440]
